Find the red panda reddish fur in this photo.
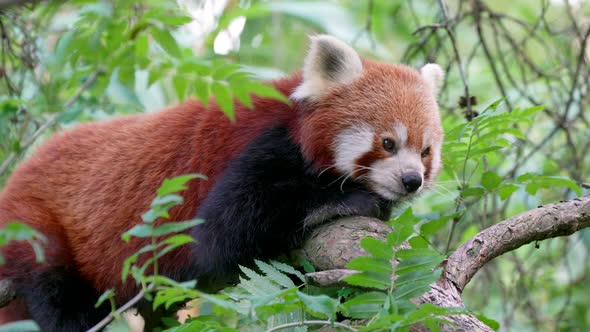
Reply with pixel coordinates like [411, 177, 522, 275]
[0, 47, 443, 328]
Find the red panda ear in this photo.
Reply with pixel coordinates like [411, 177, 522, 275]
[291, 35, 363, 101]
[420, 63, 444, 96]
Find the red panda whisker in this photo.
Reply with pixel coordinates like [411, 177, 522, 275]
[338, 167, 369, 192]
[432, 183, 455, 194]
[318, 164, 339, 177]
[354, 165, 379, 172]
[339, 174, 353, 192]
[423, 183, 454, 199]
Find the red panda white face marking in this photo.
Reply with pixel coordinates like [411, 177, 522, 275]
[293, 35, 444, 202]
[334, 125, 374, 175]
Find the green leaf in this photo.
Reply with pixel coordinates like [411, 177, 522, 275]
[255, 260, 296, 288]
[481, 171, 502, 191]
[198, 292, 240, 312]
[420, 215, 452, 237]
[387, 224, 414, 247]
[396, 253, 444, 275]
[157, 174, 205, 196]
[151, 26, 182, 59]
[1, 222, 46, 242]
[212, 63, 241, 80]
[395, 269, 440, 288]
[162, 234, 195, 246]
[396, 248, 444, 260]
[271, 260, 306, 282]
[173, 76, 188, 100]
[153, 219, 203, 237]
[121, 252, 140, 282]
[246, 81, 289, 104]
[212, 82, 234, 121]
[122, 224, 153, 242]
[408, 236, 429, 249]
[0, 320, 41, 332]
[393, 272, 439, 300]
[164, 320, 238, 332]
[518, 104, 545, 117]
[146, 12, 193, 27]
[135, 33, 149, 68]
[95, 288, 114, 308]
[361, 237, 393, 260]
[231, 80, 254, 109]
[194, 79, 211, 107]
[461, 186, 485, 198]
[238, 265, 281, 295]
[148, 69, 165, 87]
[517, 173, 582, 196]
[154, 287, 195, 311]
[473, 312, 501, 330]
[178, 62, 211, 76]
[343, 271, 391, 290]
[30, 242, 46, 264]
[340, 292, 386, 319]
[346, 257, 392, 274]
[296, 291, 339, 319]
[151, 194, 184, 208]
[498, 183, 519, 200]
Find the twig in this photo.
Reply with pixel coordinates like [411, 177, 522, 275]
[437, 0, 473, 117]
[86, 283, 154, 332]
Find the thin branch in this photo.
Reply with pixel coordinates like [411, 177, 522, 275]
[86, 283, 154, 332]
[438, 0, 473, 116]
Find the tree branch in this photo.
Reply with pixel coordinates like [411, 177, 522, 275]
[445, 195, 590, 291]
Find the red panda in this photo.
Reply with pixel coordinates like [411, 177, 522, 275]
[0, 35, 444, 331]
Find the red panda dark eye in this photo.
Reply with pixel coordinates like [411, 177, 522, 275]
[382, 138, 396, 153]
[421, 146, 431, 158]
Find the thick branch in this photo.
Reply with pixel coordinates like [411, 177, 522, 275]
[0, 279, 14, 307]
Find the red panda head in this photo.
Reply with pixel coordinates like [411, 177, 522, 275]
[291, 35, 444, 201]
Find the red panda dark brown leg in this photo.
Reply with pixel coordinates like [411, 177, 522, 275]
[16, 266, 110, 332]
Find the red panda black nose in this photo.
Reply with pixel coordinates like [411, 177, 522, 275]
[402, 172, 422, 193]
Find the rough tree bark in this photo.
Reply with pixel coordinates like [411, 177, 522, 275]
[0, 196, 588, 331]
